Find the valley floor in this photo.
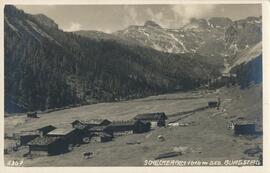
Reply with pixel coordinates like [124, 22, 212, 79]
[4, 85, 262, 166]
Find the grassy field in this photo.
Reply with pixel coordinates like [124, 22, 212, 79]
[4, 85, 262, 166]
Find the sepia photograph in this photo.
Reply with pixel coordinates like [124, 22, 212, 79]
[2, 1, 267, 169]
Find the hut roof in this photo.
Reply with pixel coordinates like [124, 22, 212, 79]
[233, 120, 256, 125]
[36, 125, 56, 132]
[208, 100, 218, 103]
[20, 131, 39, 136]
[111, 120, 137, 126]
[28, 136, 61, 145]
[47, 127, 75, 136]
[27, 111, 37, 115]
[86, 119, 111, 124]
[72, 119, 111, 125]
[71, 120, 81, 124]
[88, 126, 110, 132]
[134, 112, 168, 120]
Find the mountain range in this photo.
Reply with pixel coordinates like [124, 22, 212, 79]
[76, 16, 261, 66]
[4, 5, 262, 113]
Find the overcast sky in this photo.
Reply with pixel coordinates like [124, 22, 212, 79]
[15, 4, 261, 33]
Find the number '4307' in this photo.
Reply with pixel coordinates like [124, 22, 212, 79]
[7, 160, 24, 166]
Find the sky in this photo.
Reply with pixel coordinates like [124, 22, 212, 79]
[15, 4, 262, 33]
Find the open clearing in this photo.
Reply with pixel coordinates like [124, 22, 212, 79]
[4, 85, 262, 166]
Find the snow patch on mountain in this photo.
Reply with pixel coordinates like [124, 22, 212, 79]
[152, 43, 164, 52]
[233, 42, 262, 67]
[167, 33, 188, 53]
[138, 28, 150, 37]
[26, 20, 54, 40]
[26, 20, 63, 47]
[5, 17, 19, 33]
[17, 20, 41, 43]
[94, 17, 261, 66]
[224, 42, 262, 74]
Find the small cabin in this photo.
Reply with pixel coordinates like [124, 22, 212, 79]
[91, 132, 113, 143]
[88, 126, 114, 136]
[208, 101, 219, 108]
[108, 120, 136, 134]
[134, 112, 168, 127]
[27, 112, 39, 118]
[107, 119, 150, 134]
[133, 120, 151, 133]
[27, 136, 69, 155]
[47, 127, 81, 144]
[19, 125, 56, 145]
[234, 121, 256, 135]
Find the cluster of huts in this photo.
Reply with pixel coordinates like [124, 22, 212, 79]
[15, 100, 259, 157]
[19, 112, 168, 156]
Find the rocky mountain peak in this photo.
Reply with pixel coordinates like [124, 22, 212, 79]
[246, 16, 261, 21]
[144, 20, 162, 28]
[5, 5, 58, 30]
[208, 17, 233, 28]
[4, 5, 24, 17]
[31, 14, 59, 29]
[182, 18, 209, 30]
[190, 18, 208, 25]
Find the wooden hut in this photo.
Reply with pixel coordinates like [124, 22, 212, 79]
[208, 101, 219, 108]
[108, 120, 135, 134]
[233, 120, 256, 135]
[133, 120, 151, 133]
[88, 126, 113, 136]
[27, 136, 69, 155]
[27, 112, 39, 118]
[47, 127, 81, 144]
[108, 120, 151, 134]
[134, 112, 168, 127]
[91, 132, 113, 143]
[19, 125, 56, 145]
